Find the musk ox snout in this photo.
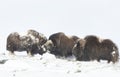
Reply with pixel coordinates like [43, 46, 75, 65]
[42, 40, 54, 52]
[111, 47, 119, 63]
[72, 39, 86, 61]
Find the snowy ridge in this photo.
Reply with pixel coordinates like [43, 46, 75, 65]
[0, 52, 120, 77]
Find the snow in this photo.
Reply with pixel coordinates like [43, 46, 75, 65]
[0, 52, 120, 77]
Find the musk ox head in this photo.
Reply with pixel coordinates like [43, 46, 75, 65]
[41, 40, 55, 53]
[69, 35, 79, 44]
[72, 39, 86, 60]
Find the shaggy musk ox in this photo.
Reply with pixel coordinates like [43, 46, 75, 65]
[6, 32, 32, 55]
[6, 30, 47, 56]
[27, 29, 47, 55]
[72, 35, 119, 63]
[99, 39, 119, 63]
[43, 32, 79, 57]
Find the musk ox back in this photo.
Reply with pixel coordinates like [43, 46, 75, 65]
[84, 35, 100, 61]
[69, 35, 80, 44]
[45, 32, 78, 57]
[72, 35, 119, 63]
[27, 29, 47, 45]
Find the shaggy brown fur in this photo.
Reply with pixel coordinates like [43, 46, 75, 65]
[48, 32, 77, 57]
[27, 29, 47, 45]
[6, 31, 47, 56]
[72, 35, 119, 63]
[6, 32, 32, 55]
[72, 39, 86, 61]
[98, 39, 119, 63]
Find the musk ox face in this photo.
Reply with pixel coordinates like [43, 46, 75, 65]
[69, 35, 80, 44]
[41, 40, 55, 53]
[72, 39, 86, 60]
[73, 35, 119, 63]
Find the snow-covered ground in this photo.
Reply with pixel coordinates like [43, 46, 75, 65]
[0, 52, 120, 77]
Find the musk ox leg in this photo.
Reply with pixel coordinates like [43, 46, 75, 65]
[107, 59, 111, 63]
[9, 51, 15, 56]
[27, 51, 33, 57]
[97, 58, 100, 62]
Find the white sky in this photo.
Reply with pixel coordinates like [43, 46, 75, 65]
[0, 0, 120, 52]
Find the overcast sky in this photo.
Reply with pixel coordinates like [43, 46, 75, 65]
[0, 0, 120, 52]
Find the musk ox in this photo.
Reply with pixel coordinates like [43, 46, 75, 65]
[6, 30, 47, 56]
[27, 29, 47, 55]
[42, 32, 79, 57]
[72, 35, 119, 63]
[6, 32, 33, 55]
[98, 39, 119, 63]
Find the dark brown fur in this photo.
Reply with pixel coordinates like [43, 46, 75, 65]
[6, 32, 33, 55]
[7, 31, 47, 56]
[72, 35, 119, 63]
[84, 35, 100, 61]
[98, 39, 119, 63]
[27, 29, 47, 55]
[48, 32, 77, 57]
[69, 35, 80, 44]
[72, 39, 86, 61]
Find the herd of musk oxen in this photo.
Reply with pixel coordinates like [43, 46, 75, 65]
[6, 29, 119, 63]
